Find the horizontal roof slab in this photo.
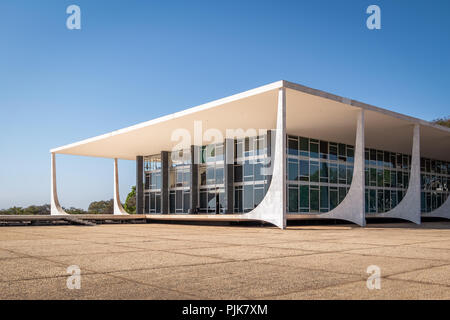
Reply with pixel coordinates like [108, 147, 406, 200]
[52, 80, 450, 161]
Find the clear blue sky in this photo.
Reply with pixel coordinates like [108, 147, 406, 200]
[0, 0, 449, 210]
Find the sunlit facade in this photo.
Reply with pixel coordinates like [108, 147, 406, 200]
[50, 80, 450, 228]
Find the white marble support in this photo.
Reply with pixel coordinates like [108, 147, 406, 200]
[378, 125, 421, 224]
[50, 153, 68, 215]
[242, 87, 287, 229]
[113, 158, 128, 215]
[317, 110, 366, 226]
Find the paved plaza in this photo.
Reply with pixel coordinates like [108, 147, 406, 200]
[0, 222, 449, 299]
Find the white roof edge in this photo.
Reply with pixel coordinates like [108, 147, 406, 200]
[50, 80, 284, 153]
[283, 80, 450, 133]
[51, 79, 449, 153]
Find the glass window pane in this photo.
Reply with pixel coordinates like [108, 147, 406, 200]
[155, 193, 161, 213]
[215, 167, 224, 184]
[254, 186, 264, 208]
[234, 165, 242, 183]
[320, 186, 329, 211]
[320, 141, 328, 159]
[288, 137, 298, 156]
[320, 162, 329, 180]
[300, 160, 309, 180]
[329, 144, 338, 161]
[330, 165, 338, 184]
[244, 184, 253, 211]
[299, 137, 309, 156]
[310, 188, 319, 212]
[288, 160, 299, 181]
[330, 189, 338, 209]
[310, 142, 319, 158]
[183, 192, 190, 212]
[310, 162, 319, 182]
[300, 185, 309, 209]
[243, 161, 254, 181]
[288, 186, 299, 212]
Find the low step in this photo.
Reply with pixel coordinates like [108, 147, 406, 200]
[63, 216, 96, 226]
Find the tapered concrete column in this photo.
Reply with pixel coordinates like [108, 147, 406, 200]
[427, 194, 450, 219]
[113, 158, 128, 215]
[136, 156, 144, 215]
[50, 153, 68, 215]
[190, 145, 199, 213]
[243, 87, 286, 229]
[224, 139, 234, 214]
[318, 109, 366, 226]
[378, 125, 421, 224]
[161, 151, 169, 214]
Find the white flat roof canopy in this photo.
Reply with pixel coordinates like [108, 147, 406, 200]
[51, 80, 450, 161]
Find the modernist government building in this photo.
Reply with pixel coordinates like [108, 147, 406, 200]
[50, 81, 450, 229]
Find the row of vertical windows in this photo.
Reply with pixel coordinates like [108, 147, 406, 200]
[168, 150, 191, 214]
[199, 144, 224, 163]
[288, 185, 349, 213]
[288, 159, 353, 185]
[198, 143, 227, 213]
[233, 135, 269, 213]
[200, 188, 226, 213]
[364, 168, 409, 189]
[234, 184, 267, 213]
[144, 154, 163, 214]
[421, 158, 450, 174]
[287, 136, 354, 162]
[144, 192, 161, 214]
[199, 163, 224, 186]
[364, 148, 410, 214]
[421, 192, 449, 213]
[365, 189, 405, 213]
[421, 157, 450, 213]
[144, 138, 450, 215]
[365, 149, 410, 169]
[286, 135, 354, 214]
[169, 190, 191, 214]
[144, 154, 161, 171]
[235, 135, 267, 160]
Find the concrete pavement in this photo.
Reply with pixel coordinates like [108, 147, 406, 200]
[0, 222, 449, 299]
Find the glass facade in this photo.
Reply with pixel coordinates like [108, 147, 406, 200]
[198, 143, 226, 213]
[421, 158, 450, 213]
[144, 154, 162, 213]
[234, 135, 270, 213]
[143, 133, 449, 216]
[364, 149, 410, 214]
[168, 149, 191, 214]
[286, 135, 354, 214]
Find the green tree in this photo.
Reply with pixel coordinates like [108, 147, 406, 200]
[124, 186, 136, 214]
[0, 207, 24, 215]
[432, 117, 450, 128]
[88, 199, 114, 214]
[23, 204, 50, 215]
[65, 207, 87, 214]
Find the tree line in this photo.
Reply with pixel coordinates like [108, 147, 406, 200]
[433, 117, 450, 128]
[0, 186, 136, 215]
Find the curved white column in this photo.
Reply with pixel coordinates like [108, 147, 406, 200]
[50, 153, 68, 215]
[114, 158, 128, 215]
[241, 87, 286, 229]
[424, 194, 450, 219]
[316, 109, 366, 226]
[377, 124, 421, 224]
